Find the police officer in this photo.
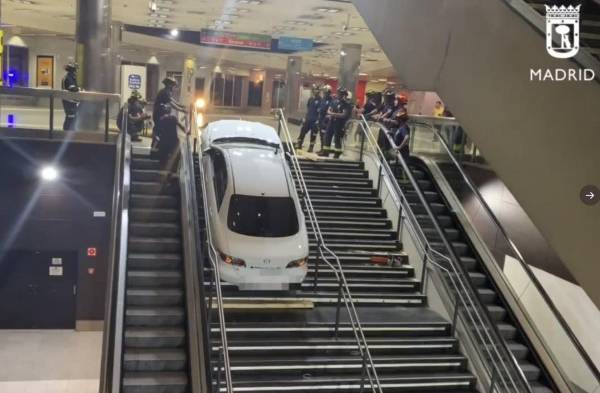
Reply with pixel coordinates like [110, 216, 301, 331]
[317, 85, 334, 147]
[295, 84, 322, 152]
[153, 77, 186, 146]
[319, 88, 352, 159]
[61, 62, 80, 131]
[383, 94, 408, 130]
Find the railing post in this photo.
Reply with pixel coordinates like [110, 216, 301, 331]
[420, 248, 429, 290]
[375, 164, 383, 194]
[104, 98, 110, 142]
[215, 347, 223, 393]
[360, 352, 367, 393]
[334, 280, 342, 339]
[49, 95, 54, 139]
[314, 250, 320, 292]
[452, 299, 460, 336]
[488, 367, 498, 393]
[359, 126, 366, 161]
[395, 204, 403, 238]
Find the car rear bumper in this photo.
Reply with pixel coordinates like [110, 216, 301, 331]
[218, 261, 307, 290]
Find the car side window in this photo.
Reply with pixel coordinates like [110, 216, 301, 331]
[211, 149, 228, 209]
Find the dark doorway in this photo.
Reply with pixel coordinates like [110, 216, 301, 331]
[0, 250, 78, 329]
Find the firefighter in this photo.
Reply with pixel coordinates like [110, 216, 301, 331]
[61, 62, 80, 131]
[295, 84, 322, 152]
[319, 88, 352, 159]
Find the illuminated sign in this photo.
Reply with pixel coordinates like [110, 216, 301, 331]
[200, 29, 271, 50]
[278, 36, 313, 51]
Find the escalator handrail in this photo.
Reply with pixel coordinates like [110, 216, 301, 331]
[414, 119, 600, 383]
[179, 129, 210, 392]
[277, 109, 383, 393]
[195, 130, 234, 393]
[354, 116, 535, 393]
[99, 108, 131, 393]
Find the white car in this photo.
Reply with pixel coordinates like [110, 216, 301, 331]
[200, 120, 309, 290]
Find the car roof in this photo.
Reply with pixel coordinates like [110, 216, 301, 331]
[206, 120, 281, 146]
[223, 147, 290, 197]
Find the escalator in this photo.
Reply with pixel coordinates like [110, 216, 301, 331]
[100, 125, 206, 393]
[395, 158, 555, 393]
[122, 154, 188, 393]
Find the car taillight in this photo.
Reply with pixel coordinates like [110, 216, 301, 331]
[218, 251, 246, 267]
[286, 258, 308, 269]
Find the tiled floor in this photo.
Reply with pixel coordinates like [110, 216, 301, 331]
[0, 330, 102, 393]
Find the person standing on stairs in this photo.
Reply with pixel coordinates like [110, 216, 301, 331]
[295, 84, 322, 152]
[317, 85, 334, 148]
[318, 88, 352, 159]
[152, 77, 187, 148]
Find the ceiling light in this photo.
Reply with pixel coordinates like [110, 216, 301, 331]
[149, 0, 157, 11]
[170, 28, 179, 37]
[340, 50, 347, 56]
[40, 166, 59, 181]
[237, 8, 250, 13]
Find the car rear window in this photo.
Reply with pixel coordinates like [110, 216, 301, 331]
[227, 194, 299, 237]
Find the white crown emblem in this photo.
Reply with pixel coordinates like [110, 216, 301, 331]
[544, 5, 581, 19]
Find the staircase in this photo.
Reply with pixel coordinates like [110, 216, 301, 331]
[195, 153, 479, 392]
[122, 154, 189, 393]
[395, 159, 554, 393]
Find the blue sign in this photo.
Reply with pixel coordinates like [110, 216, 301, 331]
[278, 36, 313, 51]
[128, 74, 142, 90]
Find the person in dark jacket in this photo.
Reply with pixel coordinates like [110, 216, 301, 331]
[319, 88, 352, 159]
[156, 113, 185, 173]
[295, 84, 322, 152]
[61, 62, 80, 131]
[118, 90, 150, 141]
[152, 77, 186, 146]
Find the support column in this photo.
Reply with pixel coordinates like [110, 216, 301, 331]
[339, 43, 362, 99]
[75, 0, 112, 130]
[285, 56, 302, 115]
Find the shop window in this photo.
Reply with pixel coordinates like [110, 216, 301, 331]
[248, 80, 263, 107]
[211, 73, 244, 107]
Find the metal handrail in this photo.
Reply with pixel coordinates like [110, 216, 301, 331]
[180, 126, 209, 393]
[277, 109, 382, 393]
[414, 119, 600, 384]
[99, 107, 131, 393]
[353, 116, 535, 393]
[0, 86, 120, 141]
[195, 133, 234, 393]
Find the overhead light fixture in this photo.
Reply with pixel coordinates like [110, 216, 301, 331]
[40, 166, 59, 182]
[170, 28, 179, 37]
[340, 50, 347, 57]
[149, 0, 157, 11]
[315, 7, 340, 13]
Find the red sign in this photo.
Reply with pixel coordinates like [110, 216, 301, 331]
[200, 29, 271, 50]
[87, 247, 97, 257]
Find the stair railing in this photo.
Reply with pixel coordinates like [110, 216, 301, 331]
[180, 120, 211, 393]
[352, 116, 536, 393]
[276, 108, 383, 393]
[99, 107, 131, 393]
[410, 118, 600, 393]
[194, 130, 234, 393]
